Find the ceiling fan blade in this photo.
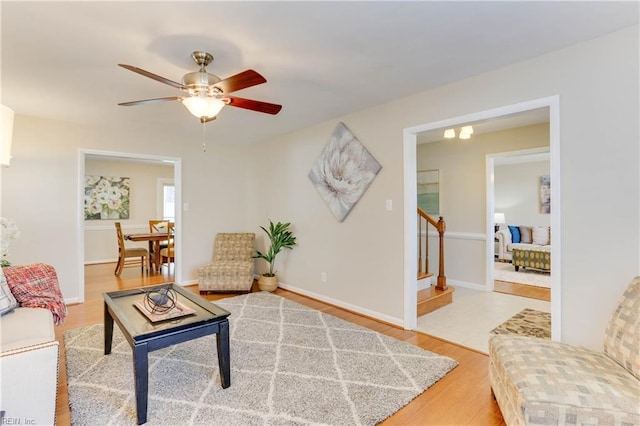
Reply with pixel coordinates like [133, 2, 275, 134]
[224, 96, 282, 115]
[213, 70, 266, 94]
[118, 64, 186, 90]
[118, 96, 182, 106]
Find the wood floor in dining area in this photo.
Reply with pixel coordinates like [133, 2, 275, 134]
[54, 263, 506, 425]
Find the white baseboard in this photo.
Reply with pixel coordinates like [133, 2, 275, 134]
[447, 279, 487, 292]
[277, 281, 404, 328]
[84, 259, 117, 265]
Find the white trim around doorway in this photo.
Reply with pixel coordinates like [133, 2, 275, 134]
[77, 149, 182, 303]
[403, 95, 561, 341]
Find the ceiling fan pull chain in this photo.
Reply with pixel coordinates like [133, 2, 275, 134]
[201, 121, 207, 152]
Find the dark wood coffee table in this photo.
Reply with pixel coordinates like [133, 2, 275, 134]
[103, 283, 231, 425]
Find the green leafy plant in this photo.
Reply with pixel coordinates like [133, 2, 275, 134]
[253, 220, 297, 277]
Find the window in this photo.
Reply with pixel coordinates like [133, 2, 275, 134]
[157, 178, 175, 221]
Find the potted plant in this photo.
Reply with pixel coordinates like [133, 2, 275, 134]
[253, 220, 297, 292]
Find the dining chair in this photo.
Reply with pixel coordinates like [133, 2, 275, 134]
[114, 222, 149, 276]
[148, 220, 169, 267]
[159, 222, 175, 272]
[148, 220, 169, 234]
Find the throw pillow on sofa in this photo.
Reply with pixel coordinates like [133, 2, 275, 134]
[532, 226, 550, 245]
[3, 263, 67, 325]
[0, 268, 18, 315]
[519, 226, 533, 244]
[508, 226, 521, 243]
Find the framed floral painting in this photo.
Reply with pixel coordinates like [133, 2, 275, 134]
[308, 122, 382, 222]
[84, 176, 130, 220]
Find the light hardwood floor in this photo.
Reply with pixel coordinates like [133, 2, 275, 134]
[494, 280, 551, 301]
[54, 263, 506, 425]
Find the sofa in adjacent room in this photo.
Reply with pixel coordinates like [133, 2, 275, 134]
[496, 225, 551, 263]
[0, 263, 67, 425]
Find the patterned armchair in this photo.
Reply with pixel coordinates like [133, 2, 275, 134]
[489, 277, 640, 425]
[198, 233, 255, 293]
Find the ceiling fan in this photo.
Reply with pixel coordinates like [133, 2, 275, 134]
[118, 51, 282, 123]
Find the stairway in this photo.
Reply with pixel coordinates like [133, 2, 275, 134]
[417, 285, 455, 316]
[417, 208, 452, 314]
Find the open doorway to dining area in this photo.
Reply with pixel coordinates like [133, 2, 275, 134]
[80, 150, 181, 299]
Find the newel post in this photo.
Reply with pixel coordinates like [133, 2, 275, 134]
[436, 216, 447, 291]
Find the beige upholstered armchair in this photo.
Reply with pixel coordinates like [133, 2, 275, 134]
[198, 233, 255, 293]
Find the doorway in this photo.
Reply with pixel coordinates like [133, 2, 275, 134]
[489, 148, 551, 301]
[77, 149, 182, 303]
[402, 96, 561, 342]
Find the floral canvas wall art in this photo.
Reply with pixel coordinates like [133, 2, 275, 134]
[84, 176, 130, 220]
[308, 122, 382, 222]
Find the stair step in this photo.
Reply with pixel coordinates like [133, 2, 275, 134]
[417, 272, 433, 281]
[417, 285, 455, 316]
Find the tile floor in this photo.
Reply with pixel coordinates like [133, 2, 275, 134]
[416, 286, 550, 354]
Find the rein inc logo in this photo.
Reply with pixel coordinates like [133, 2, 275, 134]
[0, 412, 35, 425]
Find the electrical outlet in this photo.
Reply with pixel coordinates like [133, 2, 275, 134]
[321, 272, 327, 282]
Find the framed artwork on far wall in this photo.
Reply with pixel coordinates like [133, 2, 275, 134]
[417, 169, 439, 215]
[84, 175, 130, 220]
[539, 175, 550, 214]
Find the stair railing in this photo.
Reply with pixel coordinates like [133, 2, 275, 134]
[417, 207, 447, 291]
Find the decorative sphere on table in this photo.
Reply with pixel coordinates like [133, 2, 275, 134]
[143, 286, 177, 314]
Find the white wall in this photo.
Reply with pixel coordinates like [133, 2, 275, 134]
[1, 26, 637, 350]
[1, 117, 251, 302]
[84, 158, 174, 263]
[247, 26, 639, 350]
[495, 160, 551, 228]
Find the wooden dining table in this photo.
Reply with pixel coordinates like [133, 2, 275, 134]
[124, 232, 172, 272]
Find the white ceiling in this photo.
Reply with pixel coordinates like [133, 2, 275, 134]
[2, 1, 638, 146]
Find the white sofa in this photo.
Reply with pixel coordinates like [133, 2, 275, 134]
[0, 307, 59, 425]
[0, 263, 66, 426]
[496, 226, 551, 262]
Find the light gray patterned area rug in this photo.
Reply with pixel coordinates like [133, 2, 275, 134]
[494, 262, 551, 288]
[64, 292, 457, 425]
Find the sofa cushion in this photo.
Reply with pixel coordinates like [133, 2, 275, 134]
[519, 226, 532, 243]
[0, 268, 18, 316]
[532, 226, 550, 245]
[3, 263, 67, 325]
[508, 225, 521, 243]
[603, 276, 640, 380]
[490, 335, 640, 424]
[0, 307, 55, 352]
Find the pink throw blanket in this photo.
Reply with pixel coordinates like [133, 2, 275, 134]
[3, 263, 67, 325]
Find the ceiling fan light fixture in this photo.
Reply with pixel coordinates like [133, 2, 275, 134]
[182, 96, 225, 119]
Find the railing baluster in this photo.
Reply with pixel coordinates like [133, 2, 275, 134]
[418, 215, 423, 275]
[417, 208, 447, 290]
